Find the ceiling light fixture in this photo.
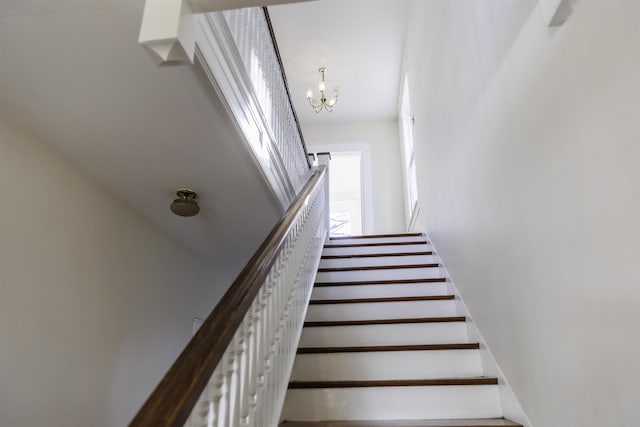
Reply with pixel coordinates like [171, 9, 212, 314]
[170, 189, 200, 217]
[306, 67, 339, 113]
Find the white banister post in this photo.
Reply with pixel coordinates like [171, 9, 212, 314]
[316, 153, 331, 241]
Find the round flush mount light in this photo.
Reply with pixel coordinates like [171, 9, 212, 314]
[170, 189, 200, 217]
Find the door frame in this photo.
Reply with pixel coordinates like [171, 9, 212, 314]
[308, 141, 374, 235]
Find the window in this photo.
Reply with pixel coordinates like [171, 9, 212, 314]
[399, 71, 419, 228]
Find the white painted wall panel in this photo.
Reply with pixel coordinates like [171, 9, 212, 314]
[303, 120, 406, 234]
[404, 1, 640, 425]
[0, 115, 230, 427]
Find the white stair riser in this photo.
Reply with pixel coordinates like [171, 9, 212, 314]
[305, 300, 456, 321]
[291, 350, 483, 381]
[327, 235, 426, 245]
[299, 322, 469, 347]
[311, 282, 448, 299]
[316, 268, 442, 283]
[322, 244, 432, 257]
[282, 386, 502, 421]
[319, 255, 439, 269]
[329, 236, 427, 245]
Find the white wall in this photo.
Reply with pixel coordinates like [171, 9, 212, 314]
[0, 115, 234, 426]
[405, 1, 640, 426]
[303, 120, 406, 233]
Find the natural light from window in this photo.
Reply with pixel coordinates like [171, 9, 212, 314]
[328, 152, 363, 236]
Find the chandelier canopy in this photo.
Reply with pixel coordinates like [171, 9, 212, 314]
[306, 67, 339, 113]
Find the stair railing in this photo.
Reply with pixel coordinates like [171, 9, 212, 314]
[195, 7, 312, 209]
[129, 166, 328, 427]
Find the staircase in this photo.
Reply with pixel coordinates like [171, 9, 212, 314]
[279, 233, 522, 427]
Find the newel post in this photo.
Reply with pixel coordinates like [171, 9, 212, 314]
[316, 152, 331, 241]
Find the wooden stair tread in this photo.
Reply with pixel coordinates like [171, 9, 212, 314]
[289, 378, 498, 389]
[304, 316, 466, 327]
[322, 251, 434, 259]
[280, 419, 522, 426]
[315, 278, 446, 287]
[329, 233, 424, 240]
[297, 343, 480, 354]
[309, 295, 454, 305]
[287, 233, 513, 425]
[324, 241, 429, 248]
[318, 263, 439, 272]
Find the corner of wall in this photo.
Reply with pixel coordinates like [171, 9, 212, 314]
[426, 231, 534, 427]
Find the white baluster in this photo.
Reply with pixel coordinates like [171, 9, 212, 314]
[207, 363, 224, 427]
[182, 170, 328, 427]
[253, 285, 267, 422]
[226, 336, 241, 427]
[219, 7, 310, 195]
[238, 305, 252, 426]
[235, 321, 249, 427]
[218, 349, 230, 427]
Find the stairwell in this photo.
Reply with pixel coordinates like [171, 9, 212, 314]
[279, 233, 522, 427]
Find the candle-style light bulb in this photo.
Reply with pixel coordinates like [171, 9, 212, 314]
[308, 67, 337, 113]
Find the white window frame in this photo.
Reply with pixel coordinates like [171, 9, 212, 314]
[399, 69, 420, 230]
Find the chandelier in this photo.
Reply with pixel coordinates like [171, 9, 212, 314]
[306, 67, 339, 113]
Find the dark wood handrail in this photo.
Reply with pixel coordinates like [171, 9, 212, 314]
[129, 167, 327, 427]
[263, 6, 312, 168]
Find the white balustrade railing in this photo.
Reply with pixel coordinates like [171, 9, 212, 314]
[222, 7, 309, 193]
[195, 7, 311, 209]
[129, 167, 328, 427]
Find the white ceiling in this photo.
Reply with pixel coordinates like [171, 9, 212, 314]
[0, 0, 409, 271]
[268, 0, 410, 126]
[0, 0, 282, 270]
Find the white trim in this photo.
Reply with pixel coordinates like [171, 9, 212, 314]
[190, 0, 315, 13]
[399, 70, 420, 228]
[139, 0, 196, 64]
[308, 142, 375, 235]
[138, 0, 316, 64]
